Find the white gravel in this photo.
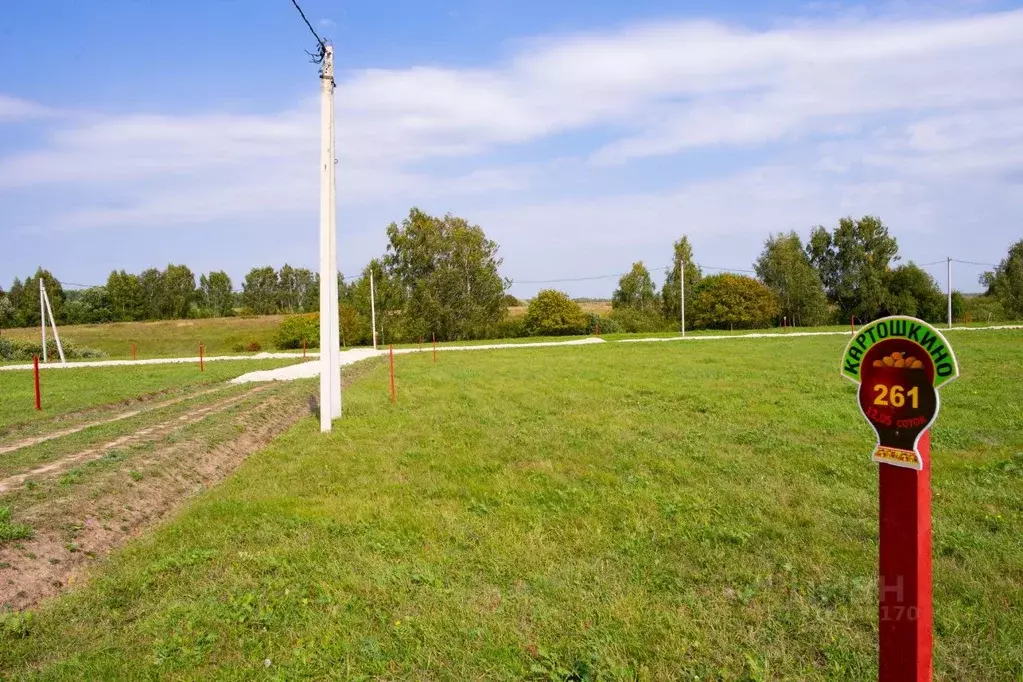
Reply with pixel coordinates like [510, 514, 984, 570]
[229, 337, 607, 383]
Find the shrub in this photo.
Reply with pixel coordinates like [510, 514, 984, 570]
[585, 313, 622, 334]
[691, 274, 780, 330]
[503, 294, 522, 308]
[608, 308, 664, 333]
[0, 338, 106, 362]
[273, 314, 320, 350]
[488, 316, 526, 340]
[246, 341, 262, 352]
[522, 290, 587, 336]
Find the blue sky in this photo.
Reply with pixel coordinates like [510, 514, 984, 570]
[2, 0, 1022, 297]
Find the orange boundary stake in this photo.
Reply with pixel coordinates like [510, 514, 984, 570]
[389, 344, 396, 402]
[432, 333, 437, 363]
[33, 354, 41, 410]
[199, 341, 205, 372]
[851, 315, 856, 336]
[131, 343, 137, 361]
[595, 321, 600, 337]
[303, 338, 307, 358]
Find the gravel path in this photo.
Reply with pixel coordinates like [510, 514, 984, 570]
[229, 338, 607, 384]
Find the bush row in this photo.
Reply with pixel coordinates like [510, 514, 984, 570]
[0, 338, 106, 362]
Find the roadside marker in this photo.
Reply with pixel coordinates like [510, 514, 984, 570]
[131, 343, 137, 361]
[303, 338, 307, 358]
[433, 333, 437, 363]
[841, 316, 959, 682]
[389, 344, 396, 402]
[199, 341, 205, 372]
[33, 355, 41, 410]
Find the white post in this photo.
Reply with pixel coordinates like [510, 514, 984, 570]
[947, 257, 952, 330]
[680, 260, 686, 338]
[370, 268, 378, 350]
[327, 60, 342, 419]
[318, 44, 339, 433]
[42, 285, 66, 364]
[40, 278, 47, 363]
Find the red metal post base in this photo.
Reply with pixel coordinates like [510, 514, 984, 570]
[878, 431, 932, 681]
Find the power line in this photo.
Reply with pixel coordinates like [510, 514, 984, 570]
[289, 0, 327, 63]
[951, 258, 998, 268]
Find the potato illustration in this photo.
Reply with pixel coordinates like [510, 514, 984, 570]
[904, 356, 917, 366]
[873, 360, 883, 368]
[910, 360, 923, 369]
[882, 356, 895, 367]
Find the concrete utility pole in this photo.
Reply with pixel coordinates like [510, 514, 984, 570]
[318, 44, 340, 432]
[680, 259, 686, 338]
[40, 278, 47, 363]
[947, 257, 952, 330]
[370, 268, 378, 350]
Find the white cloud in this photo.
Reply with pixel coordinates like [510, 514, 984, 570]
[0, 5, 1021, 285]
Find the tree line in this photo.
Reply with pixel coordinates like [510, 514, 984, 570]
[1, 211, 1020, 341]
[586, 217, 1022, 333]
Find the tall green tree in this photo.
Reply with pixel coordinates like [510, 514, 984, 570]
[106, 270, 144, 321]
[887, 263, 945, 322]
[199, 271, 235, 318]
[138, 268, 164, 320]
[241, 267, 280, 315]
[278, 264, 317, 314]
[161, 264, 196, 319]
[384, 208, 508, 341]
[16, 268, 65, 326]
[612, 261, 658, 312]
[691, 274, 780, 330]
[807, 215, 900, 322]
[63, 286, 112, 324]
[755, 232, 830, 326]
[661, 236, 701, 328]
[0, 293, 14, 331]
[522, 289, 587, 336]
[981, 239, 1023, 318]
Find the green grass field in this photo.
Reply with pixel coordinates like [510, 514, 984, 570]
[0, 359, 303, 430]
[1, 316, 286, 360]
[0, 331, 1019, 679]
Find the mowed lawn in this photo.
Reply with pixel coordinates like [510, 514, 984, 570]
[0, 359, 303, 429]
[1, 333, 1020, 680]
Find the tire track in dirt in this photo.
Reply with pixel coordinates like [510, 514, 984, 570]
[0, 382, 314, 610]
[0, 385, 271, 494]
[0, 386, 228, 456]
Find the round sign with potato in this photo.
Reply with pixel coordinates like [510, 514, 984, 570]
[841, 316, 958, 470]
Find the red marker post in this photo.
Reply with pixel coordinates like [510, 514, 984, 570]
[199, 341, 205, 372]
[131, 343, 137, 361]
[33, 354, 41, 411]
[841, 316, 958, 682]
[389, 344, 396, 403]
[432, 333, 437, 363]
[303, 338, 307, 358]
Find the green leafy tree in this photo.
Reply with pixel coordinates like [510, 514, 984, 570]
[661, 236, 701, 328]
[199, 271, 235, 318]
[522, 289, 587, 336]
[138, 268, 165, 320]
[106, 270, 144, 321]
[63, 286, 112, 324]
[338, 303, 360, 347]
[755, 232, 830, 326]
[345, 259, 403, 344]
[384, 208, 508, 341]
[887, 263, 945, 322]
[807, 216, 900, 322]
[0, 294, 14, 331]
[161, 264, 196, 319]
[612, 261, 658, 312]
[691, 274, 780, 330]
[16, 268, 65, 326]
[241, 266, 280, 315]
[981, 239, 1023, 318]
[6, 278, 25, 327]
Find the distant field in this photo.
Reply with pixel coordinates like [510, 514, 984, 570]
[2, 330, 1019, 679]
[507, 301, 612, 319]
[1, 316, 286, 360]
